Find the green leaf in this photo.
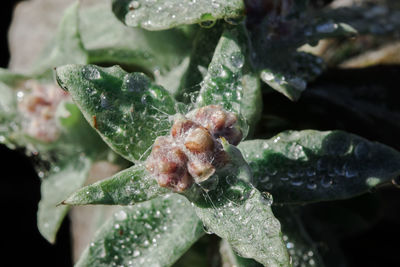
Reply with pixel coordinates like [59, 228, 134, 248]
[260, 52, 324, 101]
[80, 2, 191, 76]
[112, 0, 244, 31]
[177, 23, 223, 101]
[323, 2, 400, 35]
[196, 26, 262, 133]
[31, 1, 88, 78]
[55, 101, 109, 157]
[63, 164, 168, 206]
[238, 130, 400, 204]
[56, 64, 181, 162]
[186, 142, 290, 266]
[38, 156, 92, 243]
[76, 194, 204, 267]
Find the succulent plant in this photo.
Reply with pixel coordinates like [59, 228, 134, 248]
[2, 0, 400, 266]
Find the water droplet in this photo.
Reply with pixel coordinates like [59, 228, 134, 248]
[261, 71, 274, 82]
[230, 52, 244, 69]
[286, 242, 294, 249]
[129, 1, 140, 10]
[100, 93, 111, 109]
[392, 176, 400, 188]
[114, 210, 127, 221]
[307, 180, 317, 190]
[260, 191, 273, 206]
[225, 175, 236, 185]
[123, 73, 150, 92]
[224, 16, 243, 25]
[199, 13, 216, 28]
[345, 168, 358, 178]
[203, 224, 214, 234]
[321, 176, 333, 188]
[316, 21, 338, 33]
[133, 250, 140, 257]
[354, 142, 369, 160]
[288, 77, 306, 91]
[291, 177, 303, 186]
[82, 65, 101, 80]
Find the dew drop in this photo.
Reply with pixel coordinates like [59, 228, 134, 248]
[291, 177, 304, 186]
[288, 77, 306, 91]
[307, 180, 317, 190]
[391, 176, 400, 188]
[321, 176, 333, 188]
[203, 224, 214, 234]
[199, 14, 216, 28]
[260, 191, 273, 206]
[100, 93, 111, 109]
[316, 21, 338, 33]
[354, 141, 369, 160]
[261, 71, 274, 82]
[82, 65, 101, 80]
[129, 1, 140, 10]
[114, 210, 127, 221]
[230, 52, 244, 69]
[131, 249, 140, 258]
[123, 73, 150, 92]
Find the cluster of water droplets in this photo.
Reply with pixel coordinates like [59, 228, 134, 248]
[199, 35, 246, 124]
[195, 182, 286, 266]
[124, 0, 241, 30]
[80, 65, 176, 161]
[87, 195, 195, 267]
[261, 69, 307, 93]
[283, 235, 317, 267]
[249, 139, 371, 192]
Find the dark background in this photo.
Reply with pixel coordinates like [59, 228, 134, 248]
[0, 1, 399, 267]
[1, 1, 72, 266]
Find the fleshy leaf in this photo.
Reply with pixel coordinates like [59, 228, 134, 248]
[38, 156, 92, 243]
[238, 130, 400, 204]
[260, 52, 324, 101]
[63, 164, 168, 206]
[56, 64, 181, 162]
[31, 1, 88, 78]
[323, 2, 400, 35]
[80, 2, 191, 76]
[76, 194, 204, 267]
[112, 0, 244, 31]
[177, 24, 223, 101]
[186, 142, 290, 266]
[196, 26, 262, 133]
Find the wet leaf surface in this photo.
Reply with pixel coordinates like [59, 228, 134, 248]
[76, 194, 204, 267]
[112, 0, 244, 31]
[239, 130, 400, 204]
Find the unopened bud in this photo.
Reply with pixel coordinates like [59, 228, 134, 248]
[184, 127, 214, 153]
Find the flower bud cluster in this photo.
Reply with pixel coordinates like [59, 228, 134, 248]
[145, 105, 243, 192]
[17, 80, 70, 143]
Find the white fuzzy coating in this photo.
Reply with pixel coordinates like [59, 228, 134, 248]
[146, 105, 242, 191]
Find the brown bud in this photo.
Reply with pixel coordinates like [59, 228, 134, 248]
[184, 127, 214, 153]
[146, 136, 193, 191]
[171, 117, 197, 139]
[187, 159, 216, 183]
